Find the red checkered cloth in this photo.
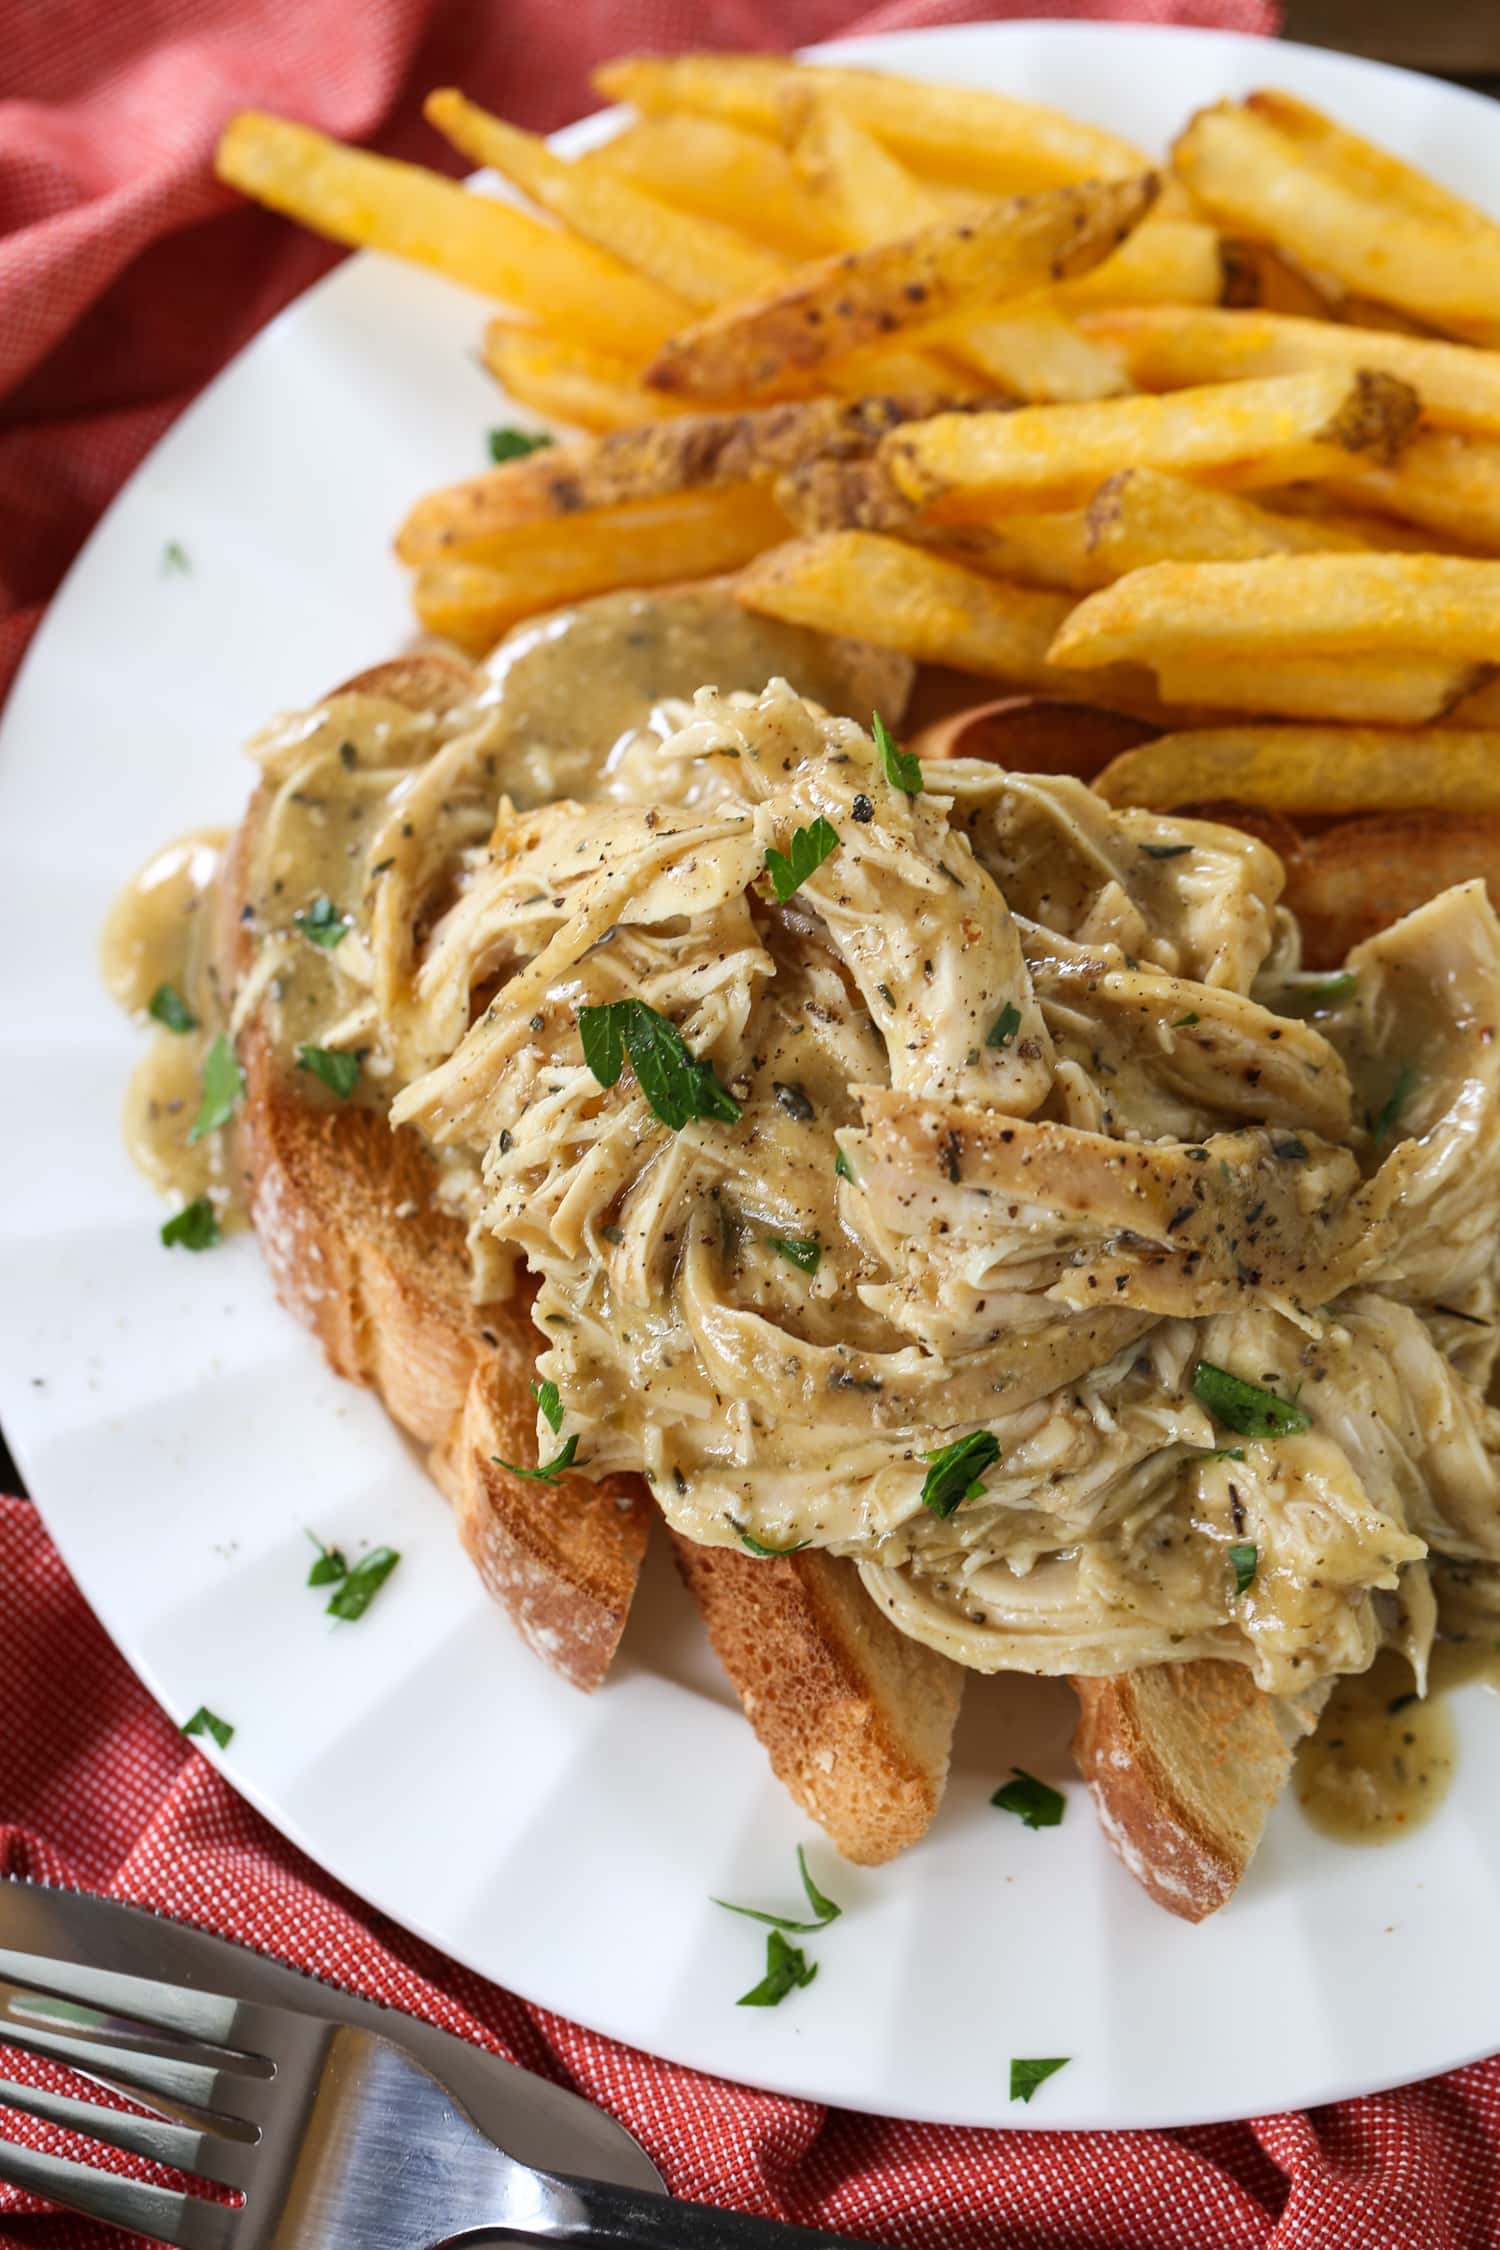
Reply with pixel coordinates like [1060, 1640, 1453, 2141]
[13, 3, 1499, 2244]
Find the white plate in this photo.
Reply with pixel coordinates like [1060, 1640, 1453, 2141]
[3, 22, 1500, 2131]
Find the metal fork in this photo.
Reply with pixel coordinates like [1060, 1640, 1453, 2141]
[0, 1941, 883, 2248]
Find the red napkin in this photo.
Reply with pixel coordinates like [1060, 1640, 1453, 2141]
[14, 3, 1498, 2245]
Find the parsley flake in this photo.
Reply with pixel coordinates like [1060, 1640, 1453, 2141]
[765, 816, 839, 902]
[148, 983, 197, 1033]
[921, 1430, 1001, 1517]
[189, 1034, 245, 1143]
[987, 1001, 1022, 1050]
[767, 1234, 820, 1275]
[1192, 1361, 1311, 1439]
[873, 711, 922, 794]
[716, 1845, 842, 1933]
[295, 894, 349, 950]
[1141, 842, 1192, 861]
[737, 1929, 818, 2007]
[161, 1196, 219, 1251]
[1011, 2056, 1069, 2104]
[1374, 1062, 1418, 1146]
[991, 1769, 1065, 1829]
[578, 999, 739, 1131]
[493, 1434, 580, 1484]
[305, 1532, 349, 1588]
[834, 1146, 856, 1184]
[326, 1545, 400, 1621]
[161, 540, 191, 575]
[182, 1705, 233, 1750]
[488, 426, 555, 463]
[297, 1045, 361, 1099]
[1171, 1012, 1200, 1030]
[531, 1378, 563, 1434]
[1280, 971, 1357, 1018]
[1229, 1541, 1259, 1596]
[730, 1518, 811, 1558]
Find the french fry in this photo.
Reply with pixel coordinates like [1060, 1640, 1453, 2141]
[482, 324, 694, 432]
[413, 484, 791, 652]
[1171, 95, 1500, 348]
[585, 114, 842, 259]
[1150, 653, 1481, 727]
[1216, 238, 1336, 318]
[1053, 220, 1225, 312]
[881, 369, 1420, 522]
[424, 90, 787, 308]
[1245, 90, 1494, 239]
[945, 305, 1129, 405]
[1324, 430, 1500, 555]
[1094, 726, 1500, 816]
[1283, 813, 1500, 969]
[1049, 555, 1500, 670]
[596, 51, 1156, 194]
[397, 396, 941, 565]
[1255, 485, 1458, 554]
[646, 174, 1160, 402]
[1444, 673, 1500, 727]
[1079, 307, 1500, 440]
[214, 113, 686, 359]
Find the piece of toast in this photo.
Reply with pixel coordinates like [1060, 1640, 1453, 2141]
[1071, 1661, 1296, 1920]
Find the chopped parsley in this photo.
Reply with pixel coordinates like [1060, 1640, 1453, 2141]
[1374, 1062, 1418, 1146]
[986, 1001, 1022, 1050]
[1011, 2056, 1069, 2104]
[531, 1378, 563, 1434]
[182, 1705, 233, 1750]
[296, 1045, 361, 1099]
[295, 894, 349, 950]
[1171, 1012, 1200, 1030]
[767, 1234, 820, 1274]
[305, 1532, 349, 1588]
[1192, 1361, 1311, 1439]
[1229, 1541, 1259, 1596]
[1280, 971, 1357, 1018]
[1272, 1136, 1308, 1161]
[834, 1146, 856, 1183]
[578, 999, 740, 1131]
[873, 710, 922, 795]
[991, 1769, 1065, 1829]
[189, 1034, 245, 1143]
[493, 1434, 580, 1484]
[921, 1430, 1001, 1517]
[160, 1196, 219, 1251]
[326, 1545, 401, 1621]
[716, 1845, 842, 1932]
[488, 426, 555, 463]
[731, 1519, 811, 1558]
[161, 540, 191, 575]
[148, 983, 197, 1033]
[765, 816, 839, 902]
[737, 1929, 817, 2007]
[1141, 842, 1192, 861]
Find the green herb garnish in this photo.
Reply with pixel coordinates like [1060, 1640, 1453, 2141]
[305, 1532, 349, 1588]
[1141, 842, 1191, 861]
[578, 999, 740, 1131]
[834, 1146, 855, 1184]
[493, 1434, 580, 1484]
[488, 426, 555, 463]
[991, 1769, 1065, 1829]
[182, 1705, 233, 1749]
[326, 1545, 400, 1621]
[1280, 971, 1357, 1018]
[1171, 1012, 1200, 1030]
[1229, 1541, 1259, 1596]
[716, 1845, 841, 1932]
[160, 1196, 219, 1251]
[732, 1520, 811, 1558]
[767, 1234, 820, 1275]
[737, 1929, 818, 2008]
[765, 816, 839, 902]
[1192, 1361, 1311, 1439]
[297, 1045, 361, 1099]
[986, 1001, 1022, 1050]
[531, 1378, 563, 1434]
[1010, 2056, 1069, 2104]
[1374, 1062, 1418, 1146]
[873, 711, 922, 795]
[189, 1034, 245, 1143]
[161, 540, 191, 574]
[148, 983, 197, 1033]
[295, 894, 349, 951]
[921, 1430, 1001, 1517]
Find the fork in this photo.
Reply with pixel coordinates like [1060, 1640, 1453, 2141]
[0, 1940, 884, 2248]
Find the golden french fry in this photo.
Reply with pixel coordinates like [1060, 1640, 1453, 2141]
[1050, 554, 1500, 671]
[413, 484, 791, 652]
[424, 90, 786, 308]
[585, 114, 842, 259]
[1444, 673, 1500, 726]
[596, 51, 1156, 193]
[1216, 237, 1337, 317]
[1150, 652, 1481, 727]
[1245, 90, 1493, 238]
[214, 113, 685, 359]
[1325, 429, 1500, 554]
[785, 90, 939, 245]
[1094, 726, 1500, 816]
[1255, 485, 1457, 553]
[646, 174, 1159, 402]
[945, 305, 1129, 404]
[1080, 307, 1500, 440]
[482, 324, 695, 432]
[1172, 95, 1500, 348]
[1053, 220, 1225, 312]
[1284, 813, 1500, 970]
[881, 369, 1420, 522]
[397, 396, 940, 565]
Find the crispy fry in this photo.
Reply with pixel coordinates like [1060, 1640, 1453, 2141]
[1049, 554, 1500, 671]
[881, 370, 1419, 522]
[1053, 220, 1225, 311]
[482, 324, 694, 432]
[1325, 429, 1500, 555]
[1171, 95, 1500, 347]
[1080, 307, 1500, 440]
[595, 51, 1156, 193]
[645, 174, 1159, 402]
[413, 485, 789, 651]
[214, 113, 686, 359]
[398, 396, 942, 564]
[424, 90, 786, 308]
[946, 305, 1129, 405]
[586, 114, 842, 259]
[1095, 726, 1500, 816]
[1283, 813, 1500, 969]
[1150, 652, 1481, 727]
[1216, 238, 1336, 317]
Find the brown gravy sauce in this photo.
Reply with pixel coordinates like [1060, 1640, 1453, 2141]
[1296, 1635, 1500, 1845]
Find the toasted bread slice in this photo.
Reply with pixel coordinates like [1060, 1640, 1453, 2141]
[1071, 1661, 1295, 1919]
[221, 654, 652, 1691]
[671, 1534, 964, 1864]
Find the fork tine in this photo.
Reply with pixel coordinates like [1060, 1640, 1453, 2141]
[0, 2134, 238, 2249]
[0, 2021, 258, 2127]
[0, 2070, 246, 2186]
[0, 1946, 272, 2058]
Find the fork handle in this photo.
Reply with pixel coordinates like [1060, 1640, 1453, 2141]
[460, 2169, 891, 2248]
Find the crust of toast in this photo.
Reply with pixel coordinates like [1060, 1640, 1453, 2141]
[671, 1534, 964, 1864]
[1070, 1660, 1294, 1920]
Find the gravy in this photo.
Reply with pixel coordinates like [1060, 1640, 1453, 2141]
[1296, 1634, 1500, 1845]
